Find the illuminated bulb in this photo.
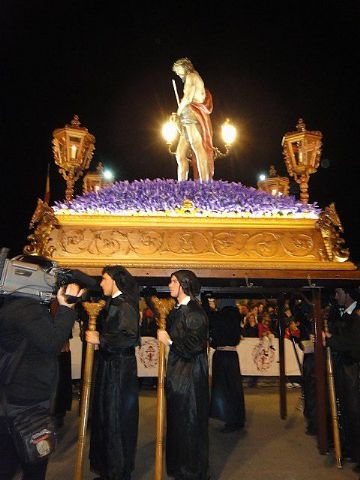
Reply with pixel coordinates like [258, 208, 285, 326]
[103, 169, 114, 181]
[221, 119, 237, 145]
[162, 121, 178, 144]
[259, 174, 266, 182]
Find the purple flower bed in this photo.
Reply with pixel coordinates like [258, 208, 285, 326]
[53, 179, 320, 217]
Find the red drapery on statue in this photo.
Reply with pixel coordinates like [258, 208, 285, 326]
[189, 89, 214, 179]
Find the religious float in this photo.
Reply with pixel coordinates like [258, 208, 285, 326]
[24, 116, 356, 281]
[22, 114, 360, 475]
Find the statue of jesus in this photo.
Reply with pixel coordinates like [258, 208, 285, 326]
[172, 58, 214, 182]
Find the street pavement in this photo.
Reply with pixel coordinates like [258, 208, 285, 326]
[46, 380, 358, 480]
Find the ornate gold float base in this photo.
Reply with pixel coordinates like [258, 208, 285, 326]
[34, 212, 355, 276]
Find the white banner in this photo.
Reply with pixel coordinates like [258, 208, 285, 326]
[70, 336, 303, 379]
[209, 338, 303, 376]
[70, 334, 160, 379]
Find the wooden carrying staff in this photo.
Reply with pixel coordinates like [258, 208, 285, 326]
[151, 296, 175, 480]
[74, 300, 105, 480]
[323, 306, 342, 468]
[277, 295, 287, 420]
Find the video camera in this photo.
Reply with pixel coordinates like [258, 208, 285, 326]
[0, 248, 98, 304]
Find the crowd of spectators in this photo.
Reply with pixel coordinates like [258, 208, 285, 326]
[238, 298, 312, 342]
[238, 298, 312, 389]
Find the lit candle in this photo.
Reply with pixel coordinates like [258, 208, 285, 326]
[298, 142, 303, 164]
[71, 144, 77, 160]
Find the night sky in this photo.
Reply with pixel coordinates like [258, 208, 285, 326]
[1, 1, 359, 263]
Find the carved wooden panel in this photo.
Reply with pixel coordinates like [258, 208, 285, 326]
[38, 212, 355, 273]
[48, 225, 324, 265]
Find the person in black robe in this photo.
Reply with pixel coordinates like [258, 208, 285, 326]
[324, 286, 360, 471]
[158, 270, 209, 480]
[209, 300, 245, 432]
[326, 299, 353, 452]
[86, 266, 140, 480]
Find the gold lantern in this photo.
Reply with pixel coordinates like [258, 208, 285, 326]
[282, 118, 322, 204]
[83, 162, 113, 194]
[257, 165, 289, 196]
[52, 115, 96, 201]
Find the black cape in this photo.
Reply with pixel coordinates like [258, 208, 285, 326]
[327, 307, 360, 463]
[165, 299, 209, 480]
[89, 295, 140, 480]
[209, 306, 245, 427]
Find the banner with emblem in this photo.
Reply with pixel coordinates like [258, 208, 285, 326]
[136, 337, 160, 377]
[209, 338, 304, 376]
[71, 336, 303, 378]
[136, 337, 303, 377]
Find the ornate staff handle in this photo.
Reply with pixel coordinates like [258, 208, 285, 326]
[74, 300, 106, 480]
[323, 305, 342, 468]
[151, 296, 175, 480]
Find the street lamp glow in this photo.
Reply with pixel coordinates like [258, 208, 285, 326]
[162, 121, 178, 144]
[221, 119, 237, 145]
[103, 169, 114, 181]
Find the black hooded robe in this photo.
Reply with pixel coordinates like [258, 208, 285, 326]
[327, 307, 360, 465]
[165, 300, 209, 480]
[89, 295, 140, 480]
[209, 306, 245, 428]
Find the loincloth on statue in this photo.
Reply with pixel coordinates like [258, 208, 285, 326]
[180, 106, 199, 126]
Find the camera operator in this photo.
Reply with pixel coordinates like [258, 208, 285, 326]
[0, 264, 83, 480]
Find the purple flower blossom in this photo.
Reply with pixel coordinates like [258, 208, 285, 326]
[53, 179, 320, 217]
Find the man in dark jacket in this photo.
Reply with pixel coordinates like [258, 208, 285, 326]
[86, 265, 140, 480]
[324, 286, 360, 470]
[0, 259, 81, 480]
[158, 269, 209, 480]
